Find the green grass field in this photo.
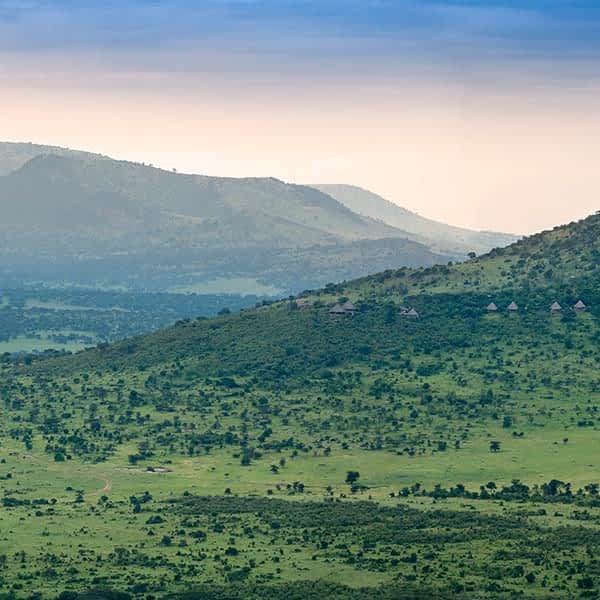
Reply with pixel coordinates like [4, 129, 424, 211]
[0, 334, 92, 354]
[1, 426, 599, 598]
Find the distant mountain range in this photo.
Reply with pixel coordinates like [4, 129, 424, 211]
[312, 184, 517, 256]
[0, 142, 518, 294]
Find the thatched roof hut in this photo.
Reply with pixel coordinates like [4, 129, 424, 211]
[507, 301, 518, 312]
[341, 301, 357, 313]
[329, 304, 346, 316]
[574, 300, 586, 311]
[486, 302, 498, 312]
[550, 301, 562, 313]
[406, 308, 419, 318]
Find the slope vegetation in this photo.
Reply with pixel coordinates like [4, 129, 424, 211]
[2, 174, 599, 599]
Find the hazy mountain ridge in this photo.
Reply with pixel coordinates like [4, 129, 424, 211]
[0, 141, 106, 176]
[0, 147, 405, 245]
[313, 184, 519, 255]
[0, 142, 512, 293]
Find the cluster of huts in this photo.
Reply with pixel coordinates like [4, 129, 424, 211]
[486, 300, 587, 314]
[323, 298, 587, 319]
[328, 301, 358, 317]
[328, 301, 419, 318]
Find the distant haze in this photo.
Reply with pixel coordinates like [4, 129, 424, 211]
[2, 1, 600, 234]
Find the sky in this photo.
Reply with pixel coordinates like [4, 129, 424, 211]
[1, 1, 600, 234]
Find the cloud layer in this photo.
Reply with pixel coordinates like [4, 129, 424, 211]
[3, 1, 600, 66]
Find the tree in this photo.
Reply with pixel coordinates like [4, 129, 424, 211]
[525, 572, 536, 584]
[384, 302, 397, 324]
[490, 440, 501, 453]
[241, 446, 253, 466]
[345, 471, 360, 484]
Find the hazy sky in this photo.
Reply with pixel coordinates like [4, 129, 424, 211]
[2, 1, 600, 234]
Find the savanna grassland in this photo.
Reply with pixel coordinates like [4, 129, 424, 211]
[1, 213, 600, 599]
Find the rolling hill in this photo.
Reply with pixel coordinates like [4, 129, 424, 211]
[2, 209, 599, 599]
[0, 142, 515, 294]
[0, 152, 400, 244]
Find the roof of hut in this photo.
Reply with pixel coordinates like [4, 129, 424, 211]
[507, 301, 518, 311]
[550, 301, 562, 311]
[341, 301, 357, 311]
[487, 302, 498, 311]
[574, 300, 586, 309]
[329, 304, 346, 314]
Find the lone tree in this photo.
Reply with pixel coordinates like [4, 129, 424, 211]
[490, 440, 501, 453]
[345, 471, 360, 485]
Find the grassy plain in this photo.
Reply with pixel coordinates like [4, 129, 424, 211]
[0, 334, 90, 354]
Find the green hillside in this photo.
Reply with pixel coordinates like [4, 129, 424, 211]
[341, 210, 600, 299]
[35, 211, 600, 376]
[1, 211, 599, 598]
